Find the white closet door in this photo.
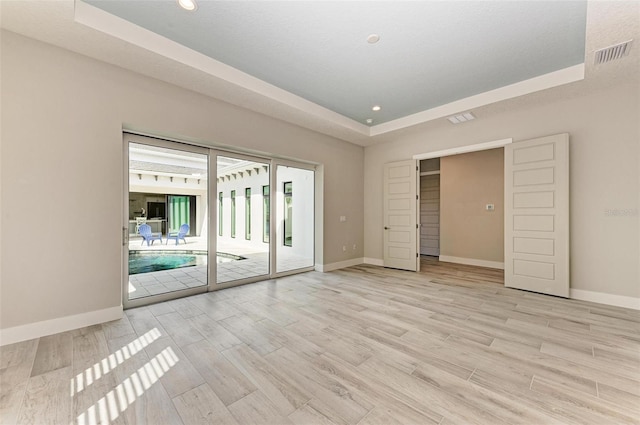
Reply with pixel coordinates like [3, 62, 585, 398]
[505, 133, 569, 297]
[383, 160, 419, 271]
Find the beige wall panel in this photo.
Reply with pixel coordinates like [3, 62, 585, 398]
[0, 32, 364, 329]
[364, 80, 639, 299]
[439, 149, 505, 263]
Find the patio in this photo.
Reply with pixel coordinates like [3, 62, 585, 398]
[128, 235, 312, 300]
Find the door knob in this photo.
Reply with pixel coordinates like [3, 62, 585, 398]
[384, 226, 390, 230]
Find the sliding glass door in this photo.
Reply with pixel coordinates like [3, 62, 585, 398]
[124, 136, 210, 308]
[124, 134, 316, 307]
[276, 164, 315, 273]
[215, 153, 271, 285]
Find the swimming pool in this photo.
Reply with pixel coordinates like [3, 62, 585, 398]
[128, 251, 244, 274]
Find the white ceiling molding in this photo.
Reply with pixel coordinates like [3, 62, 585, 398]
[75, 1, 586, 143]
[74, 1, 371, 137]
[372, 65, 585, 136]
[413, 138, 513, 160]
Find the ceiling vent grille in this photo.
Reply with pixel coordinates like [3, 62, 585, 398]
[447, 112, 475, 124]
[594, 40, 633, 65]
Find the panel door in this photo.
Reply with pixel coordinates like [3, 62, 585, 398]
[505, 134, 569, 297]
[383, 160, 419, 271]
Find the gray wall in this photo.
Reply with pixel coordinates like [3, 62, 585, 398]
[440, 149, 504, 264]
[0, 31, 364, 329]
[365, 81, 639, 299]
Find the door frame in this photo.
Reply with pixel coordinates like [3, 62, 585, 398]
[412, 135, 571, 297]
[271, 159, 316, 278]
[123, 134, 212, 309]
[123, 133, 317, 308]
[411, 138, 513, 272]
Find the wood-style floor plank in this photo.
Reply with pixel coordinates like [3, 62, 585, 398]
[71, 327, 128, 425]
[288, 404, 338, 425]
[181, 339, 257, 406]
[16, 366, 72, 425]
[29, 333, 72, 378]
[0, 339, 38, 424]
[3, 260, 640, 425]
[143, 337, 205, 399]
[227, 389, 294, 425]
[222, 344, 311, 416]
[265, 347, 374, 425]
[172, 383, 239, 425]
[105, 332, 184, 425]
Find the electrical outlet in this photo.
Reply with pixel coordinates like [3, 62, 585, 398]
[342, 245, 347, 252]
[486, 203, 495, 211]
[353, 244, 357, 250]
[339, 215, 347, 222]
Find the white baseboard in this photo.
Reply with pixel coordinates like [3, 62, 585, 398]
[0, 305, 123, 346]
[363, 257, 384, 266]
[570, 289, 640, 311]
[317, 258, 364, 273]
[439, 255, 504, 270]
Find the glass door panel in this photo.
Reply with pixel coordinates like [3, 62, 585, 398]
[126, 140, 209, 305]
[276, 165, 315, 273]
[216, 154, 270, 284]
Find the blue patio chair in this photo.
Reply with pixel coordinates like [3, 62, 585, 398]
[166, 223, 189, 245]
[138, 224, 163, 246]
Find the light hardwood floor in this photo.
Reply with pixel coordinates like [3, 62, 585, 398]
[2, 260, 640, 424]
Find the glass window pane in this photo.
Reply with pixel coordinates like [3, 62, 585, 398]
[217, 155, 270, 284]
[276, 166, 314, 272]
[128, 142, 208, 301]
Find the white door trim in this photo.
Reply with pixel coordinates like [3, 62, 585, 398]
[413, 138, 512, 160]
[383, 160, 419, 271]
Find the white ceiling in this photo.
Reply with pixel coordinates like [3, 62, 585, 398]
[1, 1, 638, 146]
[83, 0, 587, 126]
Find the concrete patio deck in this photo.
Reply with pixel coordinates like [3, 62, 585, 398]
[127, 236, 313, 300]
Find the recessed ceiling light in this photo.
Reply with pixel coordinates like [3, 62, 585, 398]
[366, 119, 373, 124]
[447, 111, 475, 124]
[372, 105, 381, 112]
[177, 0, 197, 11]
[367, 34, 380, 44]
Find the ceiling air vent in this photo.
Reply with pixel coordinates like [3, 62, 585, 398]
[447, 112, 475, 124]
[594, 40, 633, 65]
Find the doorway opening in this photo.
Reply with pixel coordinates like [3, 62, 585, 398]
[418, 149, 505, 271]
[419, 158, 440, 258]
[123, 133, 317, 308]
[126, 141, 210, 305]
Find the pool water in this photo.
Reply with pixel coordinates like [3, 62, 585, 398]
[129, 251, 243, 274]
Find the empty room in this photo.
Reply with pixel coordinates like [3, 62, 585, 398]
[1, 1, 639, 424]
